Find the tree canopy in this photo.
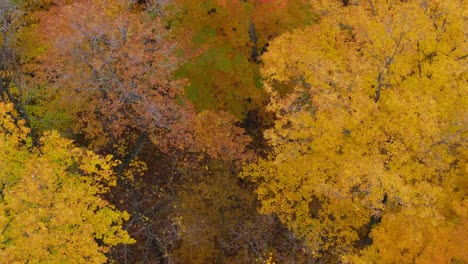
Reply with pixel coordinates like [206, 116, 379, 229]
[1, 0, 466, 263]
[243, 0, 467, 262]
[0, 102, 134, 263]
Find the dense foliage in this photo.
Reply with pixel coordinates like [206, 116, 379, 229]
[0, 0, 466, 263]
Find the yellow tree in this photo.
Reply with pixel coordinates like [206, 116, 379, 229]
[0, 102, 134, 263]
[243, 0, 467, 262]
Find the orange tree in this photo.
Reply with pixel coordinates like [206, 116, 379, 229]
[33, 0, 196, 153]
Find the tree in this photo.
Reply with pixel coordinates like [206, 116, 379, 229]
[0, 102, 134, 263]
[34, 0, 195, 153]
[243, 0, 467, 262]
[170, 0, 315, 119]
[193, 110, 253, 160]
